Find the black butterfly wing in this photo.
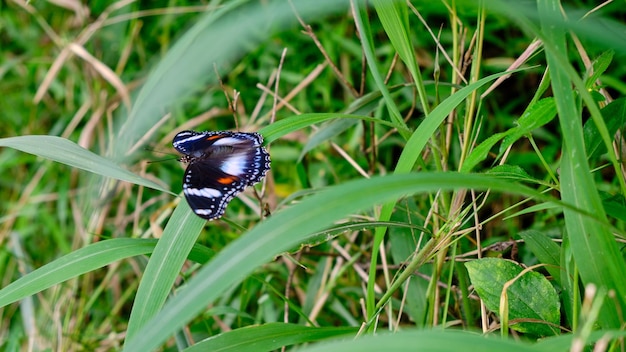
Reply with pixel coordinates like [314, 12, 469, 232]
[182, 161, 245, 220]
[175, 131, 270, 220]
[173, 130, 223, 156]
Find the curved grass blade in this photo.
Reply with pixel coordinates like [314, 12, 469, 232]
[372, 0, 430, 115]
[113, 0, 355, 162]
[0, 236, 215, 309]
[260, 113, 404, 145]
[0, 135, 170, 194]
[366, 68, 529, 320]
[352, 0, 409, 140]
[125, 199, 206, 341]
[123, 172, 565, 351]
[538, 0, 626, 328]
[186, 323, 356, 352]
[0, 239, 155, 308]
[536, 329, 626, 352]
[297, 220, 426, 250]
[297, 84, 412, 156]
[299, 328, 538, 352]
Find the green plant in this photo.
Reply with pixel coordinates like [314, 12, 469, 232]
[1, 0, 625, 351]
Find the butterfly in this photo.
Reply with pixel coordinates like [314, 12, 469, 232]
[173, 130, 271, 220]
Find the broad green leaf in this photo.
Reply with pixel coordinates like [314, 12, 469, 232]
[518, 230, 575, 330]
[465, 258, 560, 336]
[0, 135, 170, 194]
[185, 323, 356, 352]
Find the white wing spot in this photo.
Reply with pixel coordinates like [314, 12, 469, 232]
[174, 133, 206, 146]
[212, 137, 249, 146]
[184, 187, 222, 198]
[221, 154, 248, 175]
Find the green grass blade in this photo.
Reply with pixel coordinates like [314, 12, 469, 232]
[366, 68, 528, 320]
[125, 200, 205, 342]
[185, 323, 357, 352]
[372, 0, 430, 115]
[535, 330, 626, 352]
[395, 67, 527, 174]
[538, 0, 626, 328]
[0, 235, 216, 310]
[488, 0, 626, 195]
[462, 98, 557, 173]
[0, 135, 170, 193]
[123, 172, 560, 351]
[0, 239, 156, 308]
[351, 1, 410, 140]
[260, 113, 406, 145]
[299, 329, 538, 352]
[292, 86, 407, 156]
[518, 230, 561, 282]
[113, 0, 353, 161]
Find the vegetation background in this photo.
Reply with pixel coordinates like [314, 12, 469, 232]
[1, 0, 626, 351]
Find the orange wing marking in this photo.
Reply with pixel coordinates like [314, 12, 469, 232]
[217, 175, 239, 184]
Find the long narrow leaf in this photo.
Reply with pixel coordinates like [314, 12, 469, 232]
[113, 0, 354, 162]
[186, 323, 356, 352]
[125, 200, 206, 341]
[372, 0, 430, 115]
[0, 135, 170, 193]
[261, 113, 404, 145]
[366, 68, 528, 319]
[123, 172, 563, 351]
[299, 328, 538, 352]
[538, 0, 626, 328]
[0, 239, 156, 308]
[352, 0, 410, 140]
[0, 237, 215, 309]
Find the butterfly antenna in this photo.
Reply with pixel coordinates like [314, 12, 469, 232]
[144, 146, 173, 155]
[147, 156, 180, 164]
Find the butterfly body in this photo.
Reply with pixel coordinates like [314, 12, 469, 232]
[173, 130, 270, 220]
